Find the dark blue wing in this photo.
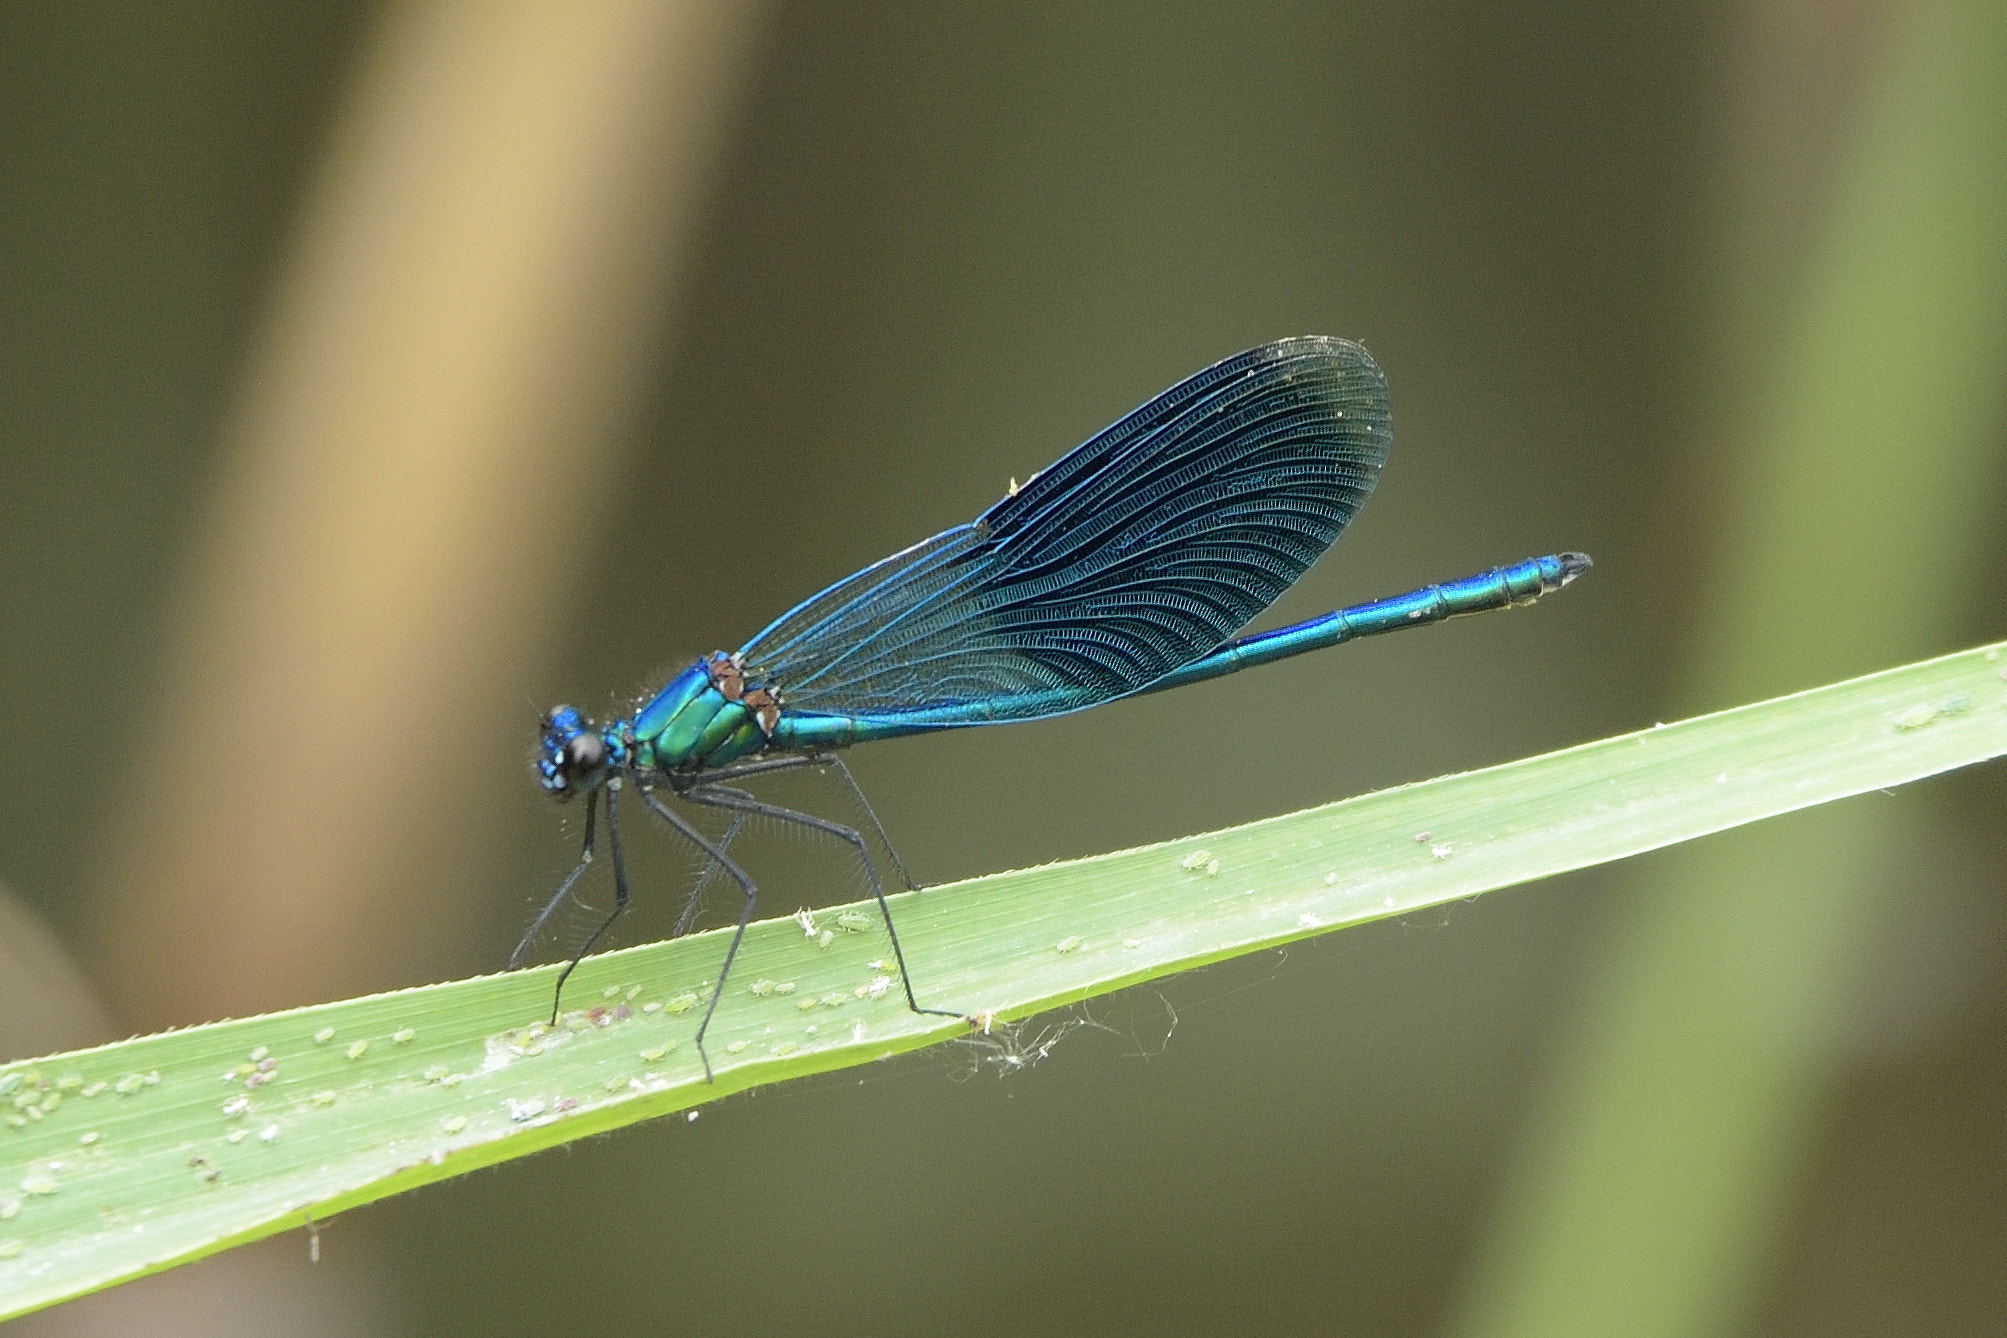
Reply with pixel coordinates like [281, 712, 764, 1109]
[738, 336, 1391, 725]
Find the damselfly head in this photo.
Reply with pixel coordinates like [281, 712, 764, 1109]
[536, 705, 607, 800]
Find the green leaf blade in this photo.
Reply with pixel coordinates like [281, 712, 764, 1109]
[2, 640, 2003, 1319]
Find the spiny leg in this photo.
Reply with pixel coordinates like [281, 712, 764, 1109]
[509, 778, 602, 998]
[694, 751, 925, 892]
[685, 753, 825, 785]
[512, 785, 599, 972]
[672, 810, 749, 938]
[663, 755, 816, 937]
[822, 755, 922, 892]
[633, 783, 760, 1082]
[683, 782, 963, 1025]
[541, 782, 632, 1023]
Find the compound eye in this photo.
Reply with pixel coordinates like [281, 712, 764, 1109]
[536, 705, 601, 799]
[564, 732, 605, 773]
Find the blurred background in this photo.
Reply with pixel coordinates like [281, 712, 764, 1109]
[2, 1, 2003, 1334]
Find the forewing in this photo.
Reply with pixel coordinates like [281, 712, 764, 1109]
[739, 336, 1390, 723]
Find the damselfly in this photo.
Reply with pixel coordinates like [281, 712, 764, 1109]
[517, 337, 1589, 1077]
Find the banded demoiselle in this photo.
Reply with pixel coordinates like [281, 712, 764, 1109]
[518, 336, 1589, 1076]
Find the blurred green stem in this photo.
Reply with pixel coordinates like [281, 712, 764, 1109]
[1450, 0, 2007, 1334]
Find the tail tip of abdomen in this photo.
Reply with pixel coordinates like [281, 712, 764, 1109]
[1554, 552, 1593, 587]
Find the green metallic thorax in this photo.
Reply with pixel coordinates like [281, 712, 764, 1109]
[626, 657, 776, 772]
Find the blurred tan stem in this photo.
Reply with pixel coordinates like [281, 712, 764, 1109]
[90, 0, 766, 1027]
